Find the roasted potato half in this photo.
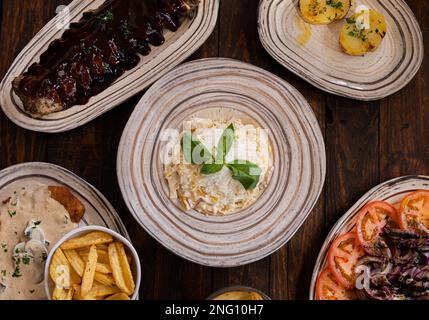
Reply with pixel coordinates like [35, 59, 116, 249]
[340, 9, 387, 56]
[299, 0, 351, 25]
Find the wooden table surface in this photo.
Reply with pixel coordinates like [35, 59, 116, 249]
[0, 0, 427, 300]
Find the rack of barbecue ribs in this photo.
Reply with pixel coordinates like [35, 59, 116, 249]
[12, 0, 200, 117]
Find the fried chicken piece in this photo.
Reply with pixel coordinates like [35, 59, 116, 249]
[48, 186, 85, 223]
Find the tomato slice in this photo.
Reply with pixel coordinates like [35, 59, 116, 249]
[356, 201, 398, 255]
[315, 268, 356, 300]
[399, 190, 429, 233]
[327, 232, 364, 289]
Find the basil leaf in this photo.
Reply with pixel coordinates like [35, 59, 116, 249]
[181, 132, 212, 165]
[201, 164, 224, 175]
[215, 124, 235, 163]
[226, 160, 262, 190]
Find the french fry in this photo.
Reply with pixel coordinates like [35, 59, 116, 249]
[108, 242, 130, 294]
[86, 281, 121, 297]
[97, 244, 109, 251]
[116, 241, 135, 294]
[106, 293, 130, 300]
[94, 272, 116, 286]
[95, 262, 112, 274]
[52, 286, 74, 300]
[79, 248, 131, 264]
[62, 287, 75, 300]
[52, 286, 64, 300]
[64, 249, 85, 277]
[50, 248, 81, 288]
[78, 248, 109, 264]
[72, 285, 96, 300]
[81, 245, 98, 297]
[60, 232, 113, 250]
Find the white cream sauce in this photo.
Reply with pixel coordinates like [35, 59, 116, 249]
[0, 181, 77, 300]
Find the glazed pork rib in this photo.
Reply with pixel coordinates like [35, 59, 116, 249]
[13, 0, 200, 117]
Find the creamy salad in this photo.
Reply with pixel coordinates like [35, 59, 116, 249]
[0, 182, 77, 300]
[164, 118, 273, 215]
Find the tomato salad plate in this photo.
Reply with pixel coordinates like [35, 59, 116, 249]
[310, 175, 429, 300]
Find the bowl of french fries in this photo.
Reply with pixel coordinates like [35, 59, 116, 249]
[44, 226, 141, 300]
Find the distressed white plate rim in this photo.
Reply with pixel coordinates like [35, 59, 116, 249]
[0, 0, 219, 133]
[309, 175, 429, 300]
[258, 0, 424, 101]
[117, 57, 326, 267]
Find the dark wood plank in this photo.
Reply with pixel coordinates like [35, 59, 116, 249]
[380, 0, 429, 179]
[283, 93, 326, 300]
[325, 98, 380, 228]
[0, 0, 57, 169]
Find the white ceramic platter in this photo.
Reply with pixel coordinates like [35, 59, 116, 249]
[0, 162, 129, 236]
[309, 175, 429, 300]
[258, 0, 424, 100]
[0, 0, 219, 133]
[117, 58, 326, 267]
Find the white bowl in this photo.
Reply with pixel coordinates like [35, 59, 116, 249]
[44, 226, 141, 300]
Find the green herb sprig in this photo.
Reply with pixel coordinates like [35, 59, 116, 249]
[181, 124, 262, 190]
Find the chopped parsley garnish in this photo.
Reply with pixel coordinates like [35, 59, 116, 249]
[8, 210, 16, 218]
[102, 62, 111, 73]
[98, 9, 114, 22]
[22, 255, 31, 265]
[326, 0, 344, 9]
[121, 20, 131, 39]
[12, 265, 21, 278]
[347, 27, 368, 42]
[346, 17, 356, 24]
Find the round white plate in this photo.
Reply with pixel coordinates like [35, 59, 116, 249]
[0, 0, 219, 133]
[309, 175, 429, 300]
[117, 58, 326, 267]
[258, 0, 424, 101]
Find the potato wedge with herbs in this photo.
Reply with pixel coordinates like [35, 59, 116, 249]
[340, 9, 387, 56]
[299, 0, 351, 25]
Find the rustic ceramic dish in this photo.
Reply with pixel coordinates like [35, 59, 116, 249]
[117, 58, 326, 267]
[0, 162, 129, 235]
[0, 0, 219, 133]
[0, 162, 132, 300]
[258, 0, 424, 101]
[309, 175, 429, 300]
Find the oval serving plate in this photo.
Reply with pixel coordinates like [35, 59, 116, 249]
[0, 162, 129, 237]
[117, 58, 326, 267]
[258, 0, 424, 101]
[0, 0, 219, 133]
[309, 175, 429, 300]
